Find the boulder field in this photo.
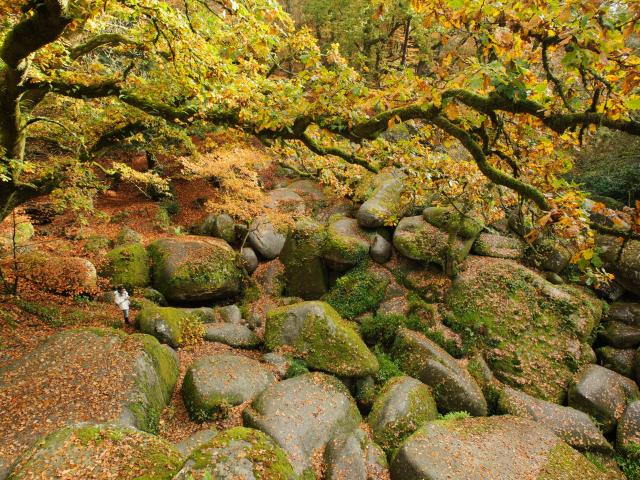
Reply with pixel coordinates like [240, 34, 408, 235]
[4, 175, 640, 479]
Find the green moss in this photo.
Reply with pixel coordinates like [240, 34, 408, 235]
[106, 243, 151, 289]
[369, 376, 438, 451]
[265, 301, 379, 376]
[616, 442, 640, 480]
[537, 442, 605, 480]
[323, 264, 390, 319]
[444, 259, 602, 402]
[285, 358, 310, 379]
[323, 215, 371, 266]
[136, 305, 185, 346]
[84, 235, 112, 253]
[423, 207, 483, 239]
[8, 424, 183, 480]
[373, 346, 404, 385]
[183, 427, 296, 479]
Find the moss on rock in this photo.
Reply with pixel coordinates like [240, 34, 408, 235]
[7, 423, 182, 480]
[445, 256, 603, 403]
[175, 427, 296, 479]
[265, 301, 379, 377]
[148, 236, 243, 303]
[105, 243, 151, 289]
[322, 263, 390, 319]
[136, 304, 204, 348]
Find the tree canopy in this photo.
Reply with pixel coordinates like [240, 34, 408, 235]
[1, 0, 639, 277]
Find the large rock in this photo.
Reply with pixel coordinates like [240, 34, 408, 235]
[391, 328, 487, 416]
[609, 302, 640, 326]
[27, 256, 97, 295]
[617, 400, 640, 452]
[182, 355, 274, 421]
[0, 329, 178, 477]
[324, 427, 389, 480]
[136, 304, 204, 348]
[174, 427, 296, 479]
[423, 206, 483, 239]
[323, 216, 372, 270]
[497, 386, 611, 452]
[568, 364, 640, 434]
[6, 423, 182, 480]
[204, 323, 261, 348]
[199, 213, 236, 243]
[368, 376, 439, 450]
[357, 174, 407, 228]
[148, 236, 242, 303]
[248, 217, 287, 259]
[280, 218, 328, 299]
[370, 233, 392, 264]
[265, 301, 378, 377]
[393, 216, 475, 271]
[599, 321, 640, 348]
[445, 256, 603, 402]
[391, 416, 609, 480]
[618, 239, 640, 295]
[596, 346, 636, 378]
[472, 232, 525, 259]
[104, 243, 150, 289]
[244, 372, 362, 477]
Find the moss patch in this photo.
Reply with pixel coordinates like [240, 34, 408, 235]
[8, 424, 182, 480]
[445, 257, 602, 402]
[323, 263, 390, 319]
[180, 427, 296, 479]
[106, 243, 151, 289]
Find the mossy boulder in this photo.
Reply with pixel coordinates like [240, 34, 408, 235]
[568, 364, 640, 434]
[280, 218, 328, 299]
[174, 427, 296, 479]
[182, 355, 275, 421]
[472, 232, 525, 259]
[148, 236, 242, 303]
[115, 226, 142, 246]
[0, 329, 178, 476]
[391, 415, 609, 480]
[105, 243, 151, 289]
[323, 216, 372, 270]
[7, 423, 182, 480]
[324, 427, 389, 480]
[497, 385, 611, 453]
[423, 206, 484, 239]
[391, 328, 487, 416]
[357, 173, 408, 228]
[199, 213, 236, 244]
[322, 263, 391, 320]
[136, 304, 204, 348]
[265, 301, 379, 377]
[368, 376, 439, 451]
[445, 256, 603, 403]
[393, 216, 475, 271]
[244, 372, 362, 476]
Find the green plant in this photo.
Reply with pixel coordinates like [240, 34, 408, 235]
[360, 314, 405, 347]
[160, 198, 180, 216]
[322, 264, 389, 319]
[285, 358, 310, 379]
[438, 411, 470, 422]
[17, 300, 63, 327]
[373, 346, 403, 385]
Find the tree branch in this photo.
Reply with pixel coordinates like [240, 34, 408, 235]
[69, 34, 139, 60]
[0, 0, 71, 68]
